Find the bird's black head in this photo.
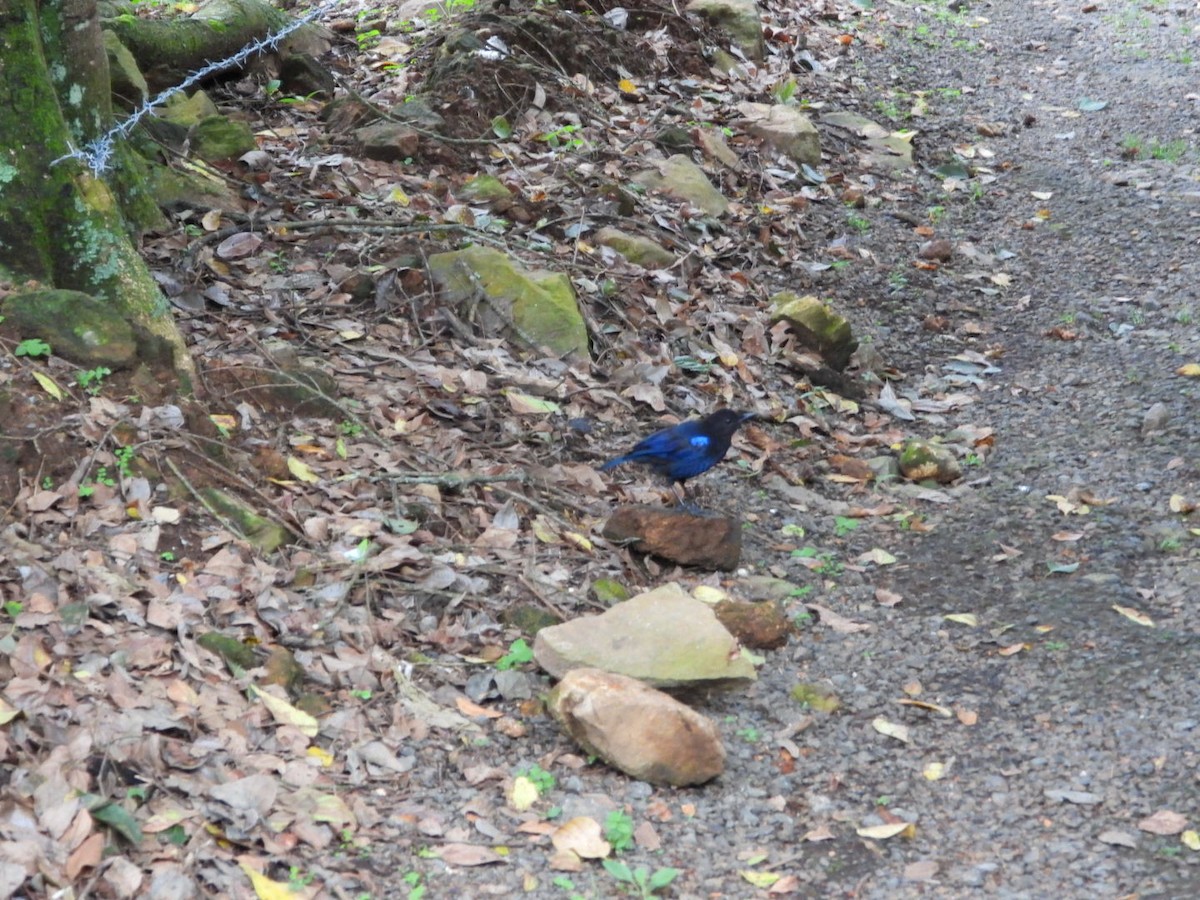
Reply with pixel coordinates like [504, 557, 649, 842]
[704, 408, 756, 436]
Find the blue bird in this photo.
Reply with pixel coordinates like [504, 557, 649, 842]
[599, 409, 756, 505]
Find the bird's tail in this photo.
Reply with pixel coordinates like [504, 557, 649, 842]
[598, 456, 628, 472]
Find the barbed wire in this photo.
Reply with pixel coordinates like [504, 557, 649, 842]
[58, 0, 338, 175]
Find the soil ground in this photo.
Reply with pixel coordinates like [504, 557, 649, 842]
[2, 0, 1199, 897]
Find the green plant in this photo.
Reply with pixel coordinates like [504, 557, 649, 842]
[1176, 307, 1194, 325]
[604, 809, 635, 853]
[830, 260, 851, 271]
[793, 546, 843, 577]
[888, 270, 909, 291]
[15, 338, 51, 358]
[833, 515, 859, 537]
[41, 476, 53, 489]
[538, 123, 585, 150]
[340, 420, 365, 437]
[356, 28, 382, 49]
[1043, 641, 1068, 652]
[288, 866, 316, 890]
[772, 78, 800, 105]
[793, 610, 814, 629]
[3, 600, 23, 618]
[847, 214, 871, 234]
[495, 638, 533, 670]
[351, 688, 373, 700]
[1150, 139, 1187, 161]
[114, 446, 135, 479]
[402, 870, 425, 900]
[160, 551, 176, 562]
[736, 725, 761, 743]
[75, 366, 112, 395]
[927, 205, 946, 223]
[518, 764, 556, 794]
[1159, 537, 1182, 552]
[602, 860, 680, 898]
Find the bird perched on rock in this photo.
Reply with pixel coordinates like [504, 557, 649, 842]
[599, 409, 756, 505]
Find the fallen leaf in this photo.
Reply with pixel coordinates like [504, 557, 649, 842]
[1182, 831, 1200, 851]
[241, 862, 303, 900]
[33, 371, 64, 400]
[944, 613, 978, 627]
[740, 870, 780, 888]
[998, 643, 1026, 656]
[923, 761, 946, 781]
[1113, 605, 1154, 628]
[508, 776, 539, 811]
[806, 603, 872, 634]
[437, 843, 505, 866]
[1138, 810, 1188, 835]
[897, 698, 953, 717]
[872, 717, 911, 744]
[287, 456, 320, 484]
[250, 685, 319, 738]
[857, 822, 915, 840]
[1097, 829, 1138, 848]
[551, 817, 610, 859]
[875, 587, 903, 607]
[1176, 363, 1200, 377]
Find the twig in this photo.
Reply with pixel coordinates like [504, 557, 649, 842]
[382, 471, 528, 489]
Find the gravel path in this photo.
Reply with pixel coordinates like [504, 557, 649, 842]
[363, 2, 1200, 897]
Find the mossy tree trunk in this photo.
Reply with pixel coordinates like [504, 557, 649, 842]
[0, 0, 194, 387]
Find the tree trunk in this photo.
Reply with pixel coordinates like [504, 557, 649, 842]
[0, 0, 195, 387]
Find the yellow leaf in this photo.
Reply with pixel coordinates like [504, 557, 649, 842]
[210, 414, 237, 432]
[618, 78, 637, 94]
[0, 697, 20, 725]
[32, 371, 63, 400]
[388, 186, 411, 206]
[923, 761, 946, 781]
[287, 456, 321, 484]
[1169, 494, 1195, 514]
[307, 746, 334, 766]
[944, 613, 978, 627]
[241, 863, 304, 899]
[1113, 604, 1155, 628]
[562, 531, 594, 552]
[692, 585, 727, 604]
[251, 685, 319, 737]
[896, 698, 953, 717]
[1182, 830, 1200, 851]
[1176, 363, 1200, 377]
[998, 642, 1026, 656]
[509, 776, 540, 811]
[739, 870, 780, 888]
[857, 822, 915, 840]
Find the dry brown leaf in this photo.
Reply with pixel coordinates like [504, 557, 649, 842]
[551, 817, 611, 859]
[1138, 810, 1188, 835]
[437, 843, 504, 866]
[805, 603, 872, 634]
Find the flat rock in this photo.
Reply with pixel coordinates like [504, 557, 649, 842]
[533, 583, 757, 689]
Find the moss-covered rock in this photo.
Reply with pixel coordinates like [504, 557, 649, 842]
[428, 245, 589, 359]
[769, 292, 858, 371]
[3, 289, 138, 368]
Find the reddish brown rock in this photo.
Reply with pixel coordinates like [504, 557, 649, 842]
[714, 600, 792, 650]
[602, 506, 741, 571]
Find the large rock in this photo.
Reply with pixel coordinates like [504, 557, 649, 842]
[533, 583, 757, 689]
[685, 0, 764, 61]
[594, 227, 676, 269]
[633, 155, 729, 217]
[2, 289, 138, 369]
[602, 505, 742, 571]
[428, 245, 589, 359]
[736, 102, 821, 167]
[769, 291, 858, 371]
[548, 668, 726, 786]
[820, 111, 915, 173]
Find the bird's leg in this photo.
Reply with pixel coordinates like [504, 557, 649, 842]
[670, 481, 702, 513]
